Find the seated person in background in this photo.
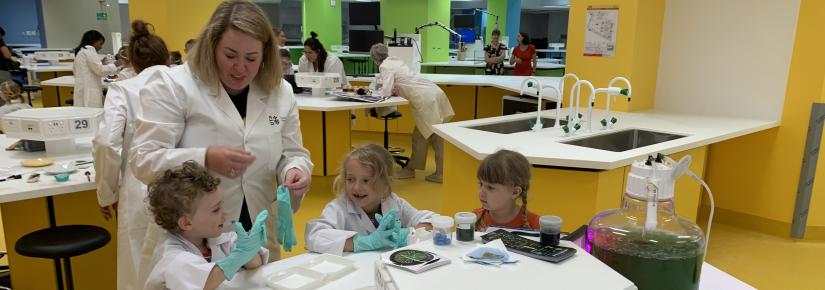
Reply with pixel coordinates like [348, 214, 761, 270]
[114, 45, 137, 80]
[474, 149, 540, 232]
[279, 46, 293, 76]
[0, 80, 32, 122]
[298, 31, 349, 87]
[170, 51, 183, 66]
[305, 144, 436, 255]
[144, 161, 269, 290]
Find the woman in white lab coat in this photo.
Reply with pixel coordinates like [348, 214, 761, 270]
[369, 43, 454, 183]
[72, 30, 119, 107]
[92, 20, 170, 290]
[130, 0, 312, 262]
[298, 31, 349, 86]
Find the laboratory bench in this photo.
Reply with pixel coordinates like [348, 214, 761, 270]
[432, 108, 779, 231]
[18, 63, 75, 108]
[0, 136, 116, 290]
[421, 60, 565, 76]
[218, 232, 753, 290]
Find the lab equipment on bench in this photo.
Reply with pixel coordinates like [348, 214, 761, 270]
[34, 51, 73, 65]
[265, 254, 358, 289]
[539, 215, 562, 247]
[295, 72, 343, 96]
[481, 229, 576, 263]
[587, 153, 715, 290]
[454, 212, 477, 242]
[381, 249, 450, 274]
[431, 216, 454, 246]
[1, 107, 102, 154]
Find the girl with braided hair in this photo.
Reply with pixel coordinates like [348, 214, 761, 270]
[473, 149, 540, 231]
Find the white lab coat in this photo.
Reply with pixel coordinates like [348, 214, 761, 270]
[72, 45, 118, 107]
[305, 193, 437, 255]
[92, 65, 168, 290]
[378, 56, 454, 138]
[130, 63, 313, 261]
[117, 66, 138, 80]
[298, 54, 350, 86]
[144, 232, 269, 290]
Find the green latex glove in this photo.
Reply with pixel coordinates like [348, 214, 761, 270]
[396, 227, 411, 248]
[276, 185, 297, 252]
[215, 216, 267, 281]
[353, 210, 402, 252]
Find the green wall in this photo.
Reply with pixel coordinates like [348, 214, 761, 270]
[381, 0, 450, 62]
[486, 0, 508, 42]
[302, 0, 342, 47]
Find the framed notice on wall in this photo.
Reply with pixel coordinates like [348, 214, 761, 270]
[583, 7, 619, 57]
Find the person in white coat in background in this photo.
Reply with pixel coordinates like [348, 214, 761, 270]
[369, 43, 454, 183]
[92, 19, 170, 290]
[298, 31, 349, 87]
[130, 0, 312, 262]
[305, 144, 435, 256]
[72, 30, 119, 107]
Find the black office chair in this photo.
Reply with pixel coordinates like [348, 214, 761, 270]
[15, 224, 111, 290]
[369, 108, 410, 168]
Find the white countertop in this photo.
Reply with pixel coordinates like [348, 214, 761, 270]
[0, 136, 96, 204]
[422, 60, 565, 69]
[220, 234, 753, 290]
[40, 75, 109, 88]
[220, 237, 635, 290]
[20, 63, 74, 72]
[433, 109, 779, 170]
[352, 74, 565, 100]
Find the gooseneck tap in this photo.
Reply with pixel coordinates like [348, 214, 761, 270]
[533, 85, 561, 132]
[594, 77, 632, 129]
[570, 79, 596, 133]
[557, 73, 579, 128]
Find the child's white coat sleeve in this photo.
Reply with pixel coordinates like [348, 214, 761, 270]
[396, 196, 437, 228]
[305, 201, 358, 255]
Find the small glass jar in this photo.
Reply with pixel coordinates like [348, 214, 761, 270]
[431, 216, 454, 246]
[539, 215, 562, 246]
[454, 212, 477, 242]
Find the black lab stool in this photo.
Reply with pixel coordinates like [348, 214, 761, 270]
[14, 196, 111, 290]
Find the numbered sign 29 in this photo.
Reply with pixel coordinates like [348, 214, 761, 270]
[70, 117, 93, 133]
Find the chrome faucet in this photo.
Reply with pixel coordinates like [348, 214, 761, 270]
[557, 73, 580, 127]
[594, 77, 632, 129]
[532, 85, 561, 132]
[518, 77, 543, 128]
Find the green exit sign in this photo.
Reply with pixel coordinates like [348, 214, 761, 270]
[96, 12, 108, 21]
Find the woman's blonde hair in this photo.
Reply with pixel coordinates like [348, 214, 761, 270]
[0, 80, 22, 102]
[475, 149, 532, 229]
[189, 0, 281, 93]
[333, 144, 395, 200]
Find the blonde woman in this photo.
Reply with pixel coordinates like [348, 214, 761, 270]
[130, 0, 313, 262]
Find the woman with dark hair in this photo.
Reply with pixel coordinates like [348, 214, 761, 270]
[510, 32, 537, 76]
[298, 31, 347, 86]
[0, 26, 19, 71]
[93, 19, 171, 290]
[72, 30, 119, 107]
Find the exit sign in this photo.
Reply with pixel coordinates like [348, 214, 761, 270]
[96, 12, 108, 21]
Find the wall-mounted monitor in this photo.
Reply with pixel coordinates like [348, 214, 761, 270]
[349, 2, 381, 26]
[349, 30, 385, 53]
[453, 14, 475, 29]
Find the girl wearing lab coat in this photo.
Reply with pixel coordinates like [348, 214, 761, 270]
[298, 31, 349, 86]
[369, 43, 455, 183]
[305, 144, 435, 255]
[72, 30, 119, 107]
[130, 0, 313, 262]
[92, 20, 170, 290]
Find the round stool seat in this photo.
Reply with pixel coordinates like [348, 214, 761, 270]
[15, 225, 110, 259]
[369, 108, 402, 120]
[21, 85, 42, 92]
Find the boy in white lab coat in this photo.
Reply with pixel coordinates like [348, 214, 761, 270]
[305, 144, 437, 255]
[144, 161, 269, 290]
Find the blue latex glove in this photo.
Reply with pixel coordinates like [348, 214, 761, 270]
[353, 210, 402, 252]
[215, 214, 267, 281]
[276, 185, 297, 252]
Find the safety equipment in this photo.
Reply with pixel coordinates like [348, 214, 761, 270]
[353, 210, 403, 252]
[276, 185, 297, 252]
[216, 211, 268, 281]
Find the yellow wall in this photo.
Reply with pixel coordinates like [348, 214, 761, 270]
[705, 0, 825, 234]
[128, 0, 222, 55]
[566, 0, 664, 112]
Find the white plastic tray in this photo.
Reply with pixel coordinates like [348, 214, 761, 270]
[265, 267, 325, 290]
[300, 254, 357, 282]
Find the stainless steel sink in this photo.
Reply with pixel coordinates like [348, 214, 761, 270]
[467, 117, 566, 134]
[562, 129, 687, 152]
